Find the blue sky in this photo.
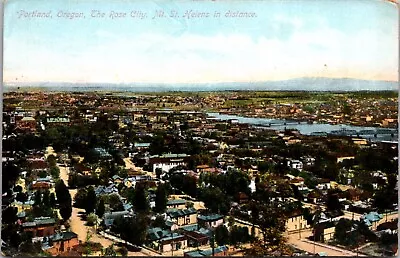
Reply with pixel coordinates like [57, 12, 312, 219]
[4, 0, 398, 84]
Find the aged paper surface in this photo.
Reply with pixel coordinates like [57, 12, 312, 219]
[2, 0, 399, 257]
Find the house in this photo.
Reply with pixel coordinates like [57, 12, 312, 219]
[112, 175, 123, 184]
[149, 154, 191, 173]
[16, 117, 36, 132]
[181, 230, 210, 247]
[134, 142, 151, 150]
[313, 222, 335, 243]
[31, 181, 52, 191]
[285, 210, 309, 232]
[46, 117, 71, 126]
[289, 177, 306, 188]
[233, 218, 263, 239]
[42, 231, 79, 256]
[197, 214, 224, 228]
[287, 160, 303, 171]
[377, 219, 398, 234]
[302, 156, 316, 166]
[157, 233, 188, 253]
[316, 179, 331, 190]
[361, 211, 383, 230]
[345, 188, 363, 202]
[147, 227, 172, 243]
[336, 156, 355, 163]
[167, 208, 197, 226]
[166, 199, 187, 210]
[123, 178, 136, 188]
[94, 148, 113, 160]
[184, 246, 228, 257]
[235, 192, 249, 204]
[28, 160, 48, 173]
[94, 185, 119, 196]
[307, 189, 324, 204]
[103, 211, 132, 228]
[22, 217, 57, 237]
[73, 163, 91, 176]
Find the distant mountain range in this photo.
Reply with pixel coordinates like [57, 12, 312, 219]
[4, 77, 398, 92]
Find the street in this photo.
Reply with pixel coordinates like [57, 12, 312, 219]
[58, 163, 150, 256]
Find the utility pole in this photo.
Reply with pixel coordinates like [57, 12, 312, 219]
[171, 231, 174, 257]
[212, 229, 215, 257]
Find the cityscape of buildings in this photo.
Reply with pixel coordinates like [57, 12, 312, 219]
[1, 90, 398, 257]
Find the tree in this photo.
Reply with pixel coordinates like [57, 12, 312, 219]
[104, 244, 117, 256]
[152, 215, 166, 228]
[34, 191, 42, 206]
[16, 192, 28, 203]
[326, 191, 342, 212]
[47, 155, 57, 167]
[118, 246, 128, 256]
[248, 196, 288, 254]
[215, 225, 229, 246]
[199, 187, 230, 215]
[154, 183, 167, 213]
[86, 213, 98, 226]
[86, 186, 97, 214]
[50, 166, 60, 179]
[3, 162, 21, 192]
[13, 185, 23, 193]
[2, 206, 18, 224]
[96, 199, 105, 218]
[334, 218, 358, 246]
[55, 180, 72, 221]
[230, 226, 250, 246]
[49, 193, 56, 207]
[59, 202, 72, 222]
[74, 188, 88, 208]
[133, 183, 149, 213]
[155, 168, 163, 179]
[112, 215, 149, 246]
[42, 190, 50, 207]
[55, 180, 69, 204]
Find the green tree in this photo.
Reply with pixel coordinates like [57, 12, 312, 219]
[155, 168, 163, 179]
[55, 180, 72, 221]
[104, 244, 117, 256]
[154, 183, 167, 213]
[133, 183, 149, 213]
[215, 225, 229, 246]
[14, 185, 23, 193]
[34, 191, 42, 206]
[96, 199, 105, 218]
[42, 189, 50, 207]
[2, 206, 18, 224]
[50, 166, 60, 179]
[16, 192, 28, 203]
[74, 188, 88, 208]
[86, 213, 98, 226]
[49, 193, 56, 207]
[86, 186, 97, 214]
[47, 155, 57, 167]
[326, 190, 342, 212]
[112, 215, 149, 246]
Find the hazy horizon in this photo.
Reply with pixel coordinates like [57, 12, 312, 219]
[4, 77, 398, 92]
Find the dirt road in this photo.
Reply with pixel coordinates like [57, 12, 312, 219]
[58, 163, 150, 256]
[287, 230, 365, 256]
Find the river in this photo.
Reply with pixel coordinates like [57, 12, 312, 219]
[206, 113, 398, 142]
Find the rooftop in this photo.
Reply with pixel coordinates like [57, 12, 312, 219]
[197, 214, 223, 222]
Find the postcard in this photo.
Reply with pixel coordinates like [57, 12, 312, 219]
[2, 0, 399, 257]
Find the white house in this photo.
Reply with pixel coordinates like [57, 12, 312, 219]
[287, 160, 303, 171]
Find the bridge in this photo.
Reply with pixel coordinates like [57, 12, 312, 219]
[328, 128, 398, 137]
